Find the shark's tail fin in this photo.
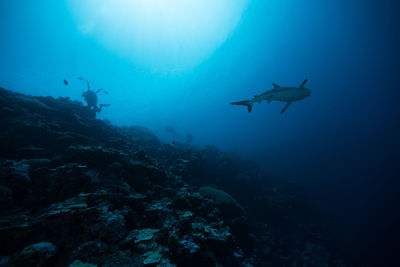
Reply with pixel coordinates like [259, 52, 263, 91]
[230, 100, 253, 112]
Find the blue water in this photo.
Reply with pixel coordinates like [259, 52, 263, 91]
[1, 0, 399, 264]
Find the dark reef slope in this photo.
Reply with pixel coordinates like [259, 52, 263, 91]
[0, 87, 344, 266]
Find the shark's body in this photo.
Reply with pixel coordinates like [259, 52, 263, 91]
[230, 79, 311, 114]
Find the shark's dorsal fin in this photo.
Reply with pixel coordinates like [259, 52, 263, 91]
[272, 83, 280, 88]
[299, 78, 308, 88]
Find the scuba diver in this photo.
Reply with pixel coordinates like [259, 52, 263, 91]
[78, 77, 110, 113]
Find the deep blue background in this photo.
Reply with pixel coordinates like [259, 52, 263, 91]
[1, 0, 399, 264]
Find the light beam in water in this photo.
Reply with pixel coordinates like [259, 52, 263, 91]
[68, 0, 249, 72]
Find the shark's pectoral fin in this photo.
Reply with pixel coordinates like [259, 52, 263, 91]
[280, 102, 292, 115]
[272, 83, 280, 88]
[267, 96, 273, 103]
[299, 78, 308, 88]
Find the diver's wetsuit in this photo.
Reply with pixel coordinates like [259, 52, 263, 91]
[82, 89, 110, 113]
[79, 76, 110, 113]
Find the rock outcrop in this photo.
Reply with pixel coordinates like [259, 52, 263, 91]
[0, 87, 344, 266]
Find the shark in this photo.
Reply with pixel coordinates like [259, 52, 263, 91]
[230, 79, 311, 114]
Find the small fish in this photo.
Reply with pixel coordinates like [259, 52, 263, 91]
[63, 79, 69, 86]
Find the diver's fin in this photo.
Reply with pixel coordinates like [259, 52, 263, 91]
[299, 78, 308, 88]
[272, 83, 280, 88]
[97, 104, 111, 113]
[78, 77, 90, 90]
[280, 101, 292, 115]
[96, 88, 109, 94]
[230, 100, 253, 113]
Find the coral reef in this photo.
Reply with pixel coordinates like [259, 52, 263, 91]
[0, 87, 344, 266]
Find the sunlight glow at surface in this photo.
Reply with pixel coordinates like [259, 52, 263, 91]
[69, 0, 249, 72]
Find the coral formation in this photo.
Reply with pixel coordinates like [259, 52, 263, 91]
[0, 87, 344, 266]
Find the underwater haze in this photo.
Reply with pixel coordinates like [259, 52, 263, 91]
[1, 0, 400, 265]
